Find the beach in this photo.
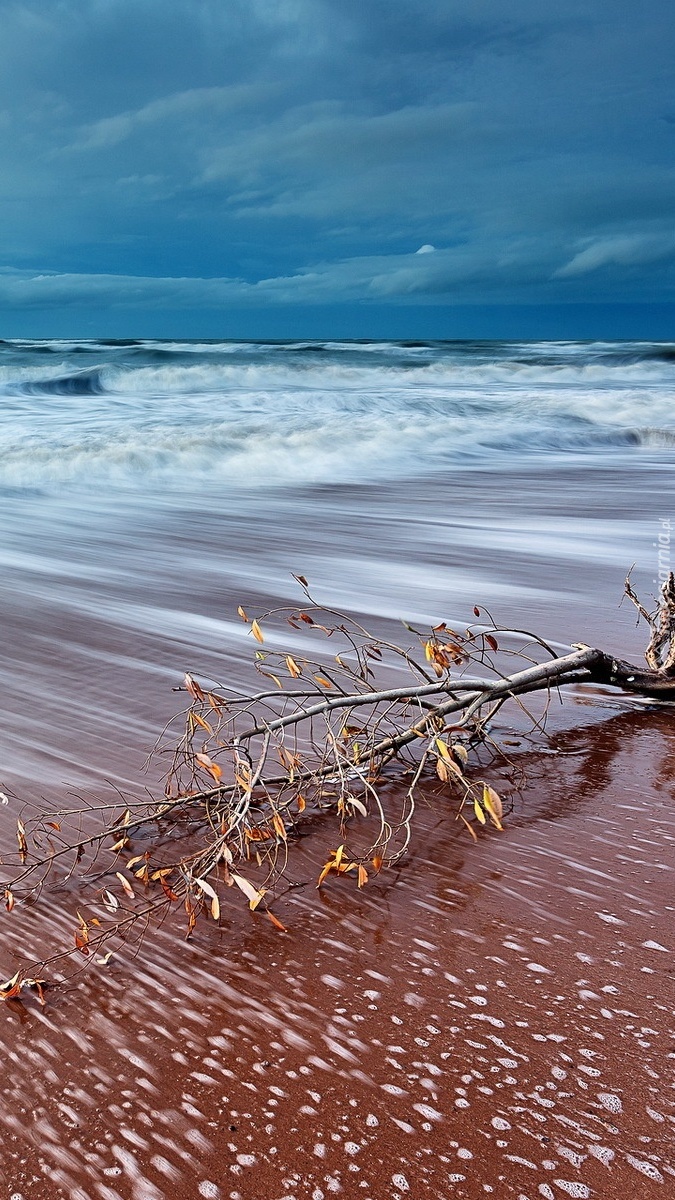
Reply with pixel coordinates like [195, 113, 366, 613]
[0, 338, 673, 1198]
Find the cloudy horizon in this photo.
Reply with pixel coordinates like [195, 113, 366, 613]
[1, 0, 673, 338]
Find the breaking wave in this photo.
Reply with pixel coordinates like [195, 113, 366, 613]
[0, 338, 673, 490]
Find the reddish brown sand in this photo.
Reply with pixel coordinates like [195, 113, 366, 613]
[1, 701, 673, 1200]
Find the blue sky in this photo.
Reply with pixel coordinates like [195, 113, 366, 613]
[1, 0, 674, 337]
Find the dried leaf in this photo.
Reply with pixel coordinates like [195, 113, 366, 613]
[436, 758, 449, 783]
[96, 951, 114, 966]
[0, 970, 22, 1000]
[285, 655, 302, 678]
[101, 889, 119, 913]
[237, 605, 249, 622]
[4, 889, 14, 913]
[473, 797, 487, 825]
[192, 711, 213, 734]
[482, 784, 504, 830]
[195, 752, 223, 782]
[347, 795, 368, 818]
[293, 574, 308, 587]
[184, 672, 205, 701]
[17, 818, 28, 863]
[46, 821, 61, 831]
[357, 864, 368, 888]
[115, 871, 135, 899]
[251, 619, 264, 644]
[207, 691, 224, 713]
[452, 743, 469, 769]
[299, 612, 314, 624]
[473, 606, 481, 617]
[160, 876, 180, 901]
[314, 675, 332, 688]
[297, 794, 306, 813]
[267, 911, 287, 932]
[195, 876, 220, 921]
[372, 855, 383, 872]
[485, 634, 499, 652]
[272, 812, 287, 841]
[231, 873, 265, 910]
[459, 812, 479, 842]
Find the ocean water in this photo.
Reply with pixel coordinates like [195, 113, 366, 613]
[0, 336, 671, 793]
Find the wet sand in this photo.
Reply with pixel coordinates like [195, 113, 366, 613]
[0, 462, 673, 1198]
[1, 703, 673, 1199]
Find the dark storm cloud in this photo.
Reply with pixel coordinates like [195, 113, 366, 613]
[0, 0, 673, 328]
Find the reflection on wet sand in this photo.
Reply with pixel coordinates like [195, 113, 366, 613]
[1, 705, 672, 1198]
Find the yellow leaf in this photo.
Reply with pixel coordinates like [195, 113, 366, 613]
[285, 655, 302, 678]
[473, 797, 486, 825]
[192, 712, 213, 734]
[237, 605, 249, 622]
[482, 784, 503, 830]
[272, 812, 287, 841]
[251, 619, 264, 643]
[436, 758, 449, 783]
[357, 864, 368, 888]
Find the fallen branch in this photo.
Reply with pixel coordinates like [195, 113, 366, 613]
[1, 571, 673, 1000]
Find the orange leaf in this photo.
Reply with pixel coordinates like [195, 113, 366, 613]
[296, 794, 306, 812]
[372, 855, 383, 872]
[314, 675, 332, 688]
[357, 865, 368, 888]
[272, 812, 287, 841]
[459, 812, 479, 842]
[285, 655, 302, 678]
[267, 911, 287, 932]
[237, 605, 249, 622]
[192, 712, 213, 734]
[4, 889, 14, 913]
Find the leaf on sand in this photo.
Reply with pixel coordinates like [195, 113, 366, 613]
[232, 873, 266, 910]
[115, 871, 135, 899]
[195, 877, 220, 920]
[184, 672, 205, 701]
[251, 619, 264, 644]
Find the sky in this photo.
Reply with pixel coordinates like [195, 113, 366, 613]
[0, 0, 674, 338]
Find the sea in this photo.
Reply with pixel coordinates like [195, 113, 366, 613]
[0, 338, 673, 1198]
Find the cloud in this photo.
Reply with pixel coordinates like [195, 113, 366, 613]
[554, 232, 675, 277]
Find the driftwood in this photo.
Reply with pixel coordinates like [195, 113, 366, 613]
[1, 571, 673, 999]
